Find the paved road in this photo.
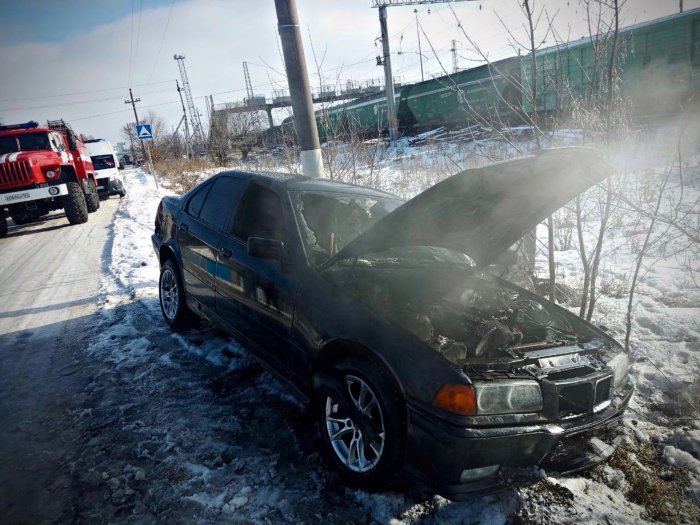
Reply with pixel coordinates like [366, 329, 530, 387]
[0, 200, 118, 523]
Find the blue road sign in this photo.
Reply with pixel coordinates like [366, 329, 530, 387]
[136, 123, 153, 141]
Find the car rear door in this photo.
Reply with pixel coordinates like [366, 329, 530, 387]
[177, 176, 243, 313]
[215, 181, 299, 370]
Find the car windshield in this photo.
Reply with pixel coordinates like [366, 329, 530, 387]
[91, 154, 116, 170]
[17, 132, 51, 151]
[290, 190, 403, 268]
[0, 136, 19, 154]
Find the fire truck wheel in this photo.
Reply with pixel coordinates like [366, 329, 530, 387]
[62, 181, 89, 225]
[85, 180, 100, 213]
[0, 216, 7, 238]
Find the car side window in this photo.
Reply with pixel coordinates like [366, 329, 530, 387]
[186, 182, 212, 218]
[233, 183, 285, 241]
[198, 176, 247, 231]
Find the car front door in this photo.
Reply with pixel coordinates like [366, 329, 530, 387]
[215, 182, 299, 371]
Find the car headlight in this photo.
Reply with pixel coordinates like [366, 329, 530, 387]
[474, 380, 543, 415]
[45, 169, 57, 179]
[608, 352, 630, 389]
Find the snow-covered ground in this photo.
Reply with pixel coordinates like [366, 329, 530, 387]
[79, 128, 700, 523]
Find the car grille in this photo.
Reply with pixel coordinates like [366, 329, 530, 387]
[0, 161, 33, 188]
[554, 373, 614, 420]
[594, 377, 613, 406]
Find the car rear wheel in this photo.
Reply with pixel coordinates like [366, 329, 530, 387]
[159, 259, 197, 330]
[10, 213, 36, 225]
[317, 356, 404, 489]
[85, 180, 100, 213]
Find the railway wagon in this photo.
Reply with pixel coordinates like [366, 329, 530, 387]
[320, 91, 394, 141]
[522, 8, 700, 118]
[397, 56, 522, 131]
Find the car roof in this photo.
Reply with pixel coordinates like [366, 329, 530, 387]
[215, 169, 402, 200]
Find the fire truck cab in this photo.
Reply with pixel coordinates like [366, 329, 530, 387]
[0, 120, 101, 237]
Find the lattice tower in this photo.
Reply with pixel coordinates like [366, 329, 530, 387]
[174, 54, 206, 148]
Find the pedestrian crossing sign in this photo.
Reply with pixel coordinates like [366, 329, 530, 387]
[136, 124, 153, 141]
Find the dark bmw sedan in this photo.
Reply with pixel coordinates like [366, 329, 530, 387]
[151, 148, 633, 499]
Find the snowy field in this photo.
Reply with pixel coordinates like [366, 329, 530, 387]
[78, 130, 700, 523]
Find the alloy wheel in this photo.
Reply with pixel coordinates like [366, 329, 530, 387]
[160, 269, 179, 320]
[325, 374, 385, 473]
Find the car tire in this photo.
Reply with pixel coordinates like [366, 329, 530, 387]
[0, 215, 7, 238]
[159, 258, 197, 330]
[9, 214, 34, 225]
[317, 355, 404, 490]
[62, 181, 89, 225]
[85, 180, 100, 213]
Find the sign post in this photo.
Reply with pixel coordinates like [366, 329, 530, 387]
[136, 124, 158, 188]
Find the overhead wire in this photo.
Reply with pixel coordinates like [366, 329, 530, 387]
[133, 0, 144, 84]
[0, 87, 178, 113]
[146, 0, 176, 85]
[127, 0, 135, 87]
[0, 80, 178, 104]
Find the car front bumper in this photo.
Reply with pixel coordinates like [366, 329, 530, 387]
[96, 177, 124, 197]
[0, 183, 68, 205]
[404, 381, 634, 500]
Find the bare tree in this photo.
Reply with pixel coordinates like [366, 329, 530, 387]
[208, 108, 263, 165]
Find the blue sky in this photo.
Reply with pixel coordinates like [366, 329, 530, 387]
[0, 0, 183, 44]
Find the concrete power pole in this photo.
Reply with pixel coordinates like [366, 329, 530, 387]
[274, 0, 325, 178]
[378, 5, 399, 142]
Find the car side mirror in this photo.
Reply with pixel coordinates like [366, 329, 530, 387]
[248, 237, 286, 261]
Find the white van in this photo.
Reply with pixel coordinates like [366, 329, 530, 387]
[84, 139, 126, 198]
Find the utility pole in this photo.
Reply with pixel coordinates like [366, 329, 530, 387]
[378, 5, 399, 142]
[414, 9, 424, 82]
[451, 39, 458, 73]
[124, 88, 150, 171]
[274, 0, 324, 178]
[372, 1, 478, 142]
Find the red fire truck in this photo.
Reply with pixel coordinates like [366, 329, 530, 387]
[0, 119, 101, 237]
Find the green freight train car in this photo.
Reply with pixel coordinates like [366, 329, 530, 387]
[271, 8, 699, 145]
[522, 8, 700, 118]
[396, 56, 522, 130]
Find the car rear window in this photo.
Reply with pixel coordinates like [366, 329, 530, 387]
[186, 182, 212, 218]
[198, 176, 247, 231]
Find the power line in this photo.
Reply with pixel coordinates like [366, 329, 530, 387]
[146, 0, 176, 85]
[0, 79, 178, 103]
[133, 0, 145, 84]
[128, 0, 135, 87]
[0, 87, 177, 112]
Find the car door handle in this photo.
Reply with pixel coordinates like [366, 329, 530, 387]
[219, 247, 232, 259]
[178, 223, 189, 233]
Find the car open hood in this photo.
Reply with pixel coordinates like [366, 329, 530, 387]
[326, 147, 611, 269]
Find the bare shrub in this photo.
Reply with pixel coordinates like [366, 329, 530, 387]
[155, 157, 214, 194]
[607, 444, 697, 523]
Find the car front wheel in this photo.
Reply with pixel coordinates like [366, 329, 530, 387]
[317, 356, 404, 489]
[159, 259, 197, 330]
